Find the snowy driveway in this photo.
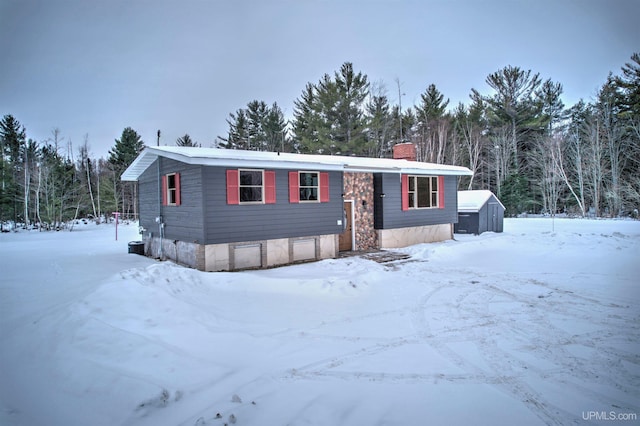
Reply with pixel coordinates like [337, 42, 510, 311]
[1, 219, 639, 425]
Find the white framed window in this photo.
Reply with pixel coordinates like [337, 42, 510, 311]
[299, 171, 319, 202]
[408, 175, 439, 208]
[165, 173, 178, 206]
[239, 169, 264, 204]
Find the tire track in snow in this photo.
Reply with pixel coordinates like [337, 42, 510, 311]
[409, 279, 573, 426]
[466, 277, 639, 421]
[288, 336, 421, 375]
[482, 277, 640, 398]
[278, 262, 639, 423]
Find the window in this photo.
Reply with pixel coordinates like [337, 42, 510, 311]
[226, 169, 276, 205]
[162, 173, 180, 206]
[299, 171, 319, 201]
[289, 171, 329, 203]
[404, 175, 443, 209]
[239, 169, 263, 203]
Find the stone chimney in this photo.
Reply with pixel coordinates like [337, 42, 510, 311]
[393, 142, 416, 161]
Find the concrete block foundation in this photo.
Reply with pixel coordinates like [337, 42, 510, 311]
[144, 234, 338, 272]
[378, 223, 452, 248]
[143, 225, 453, 271]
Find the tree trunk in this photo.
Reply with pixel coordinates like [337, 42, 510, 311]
[86, 159, 97, 218]
[24, 156, 30, 228]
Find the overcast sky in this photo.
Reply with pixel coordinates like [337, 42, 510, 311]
[1, 0, 638, 158]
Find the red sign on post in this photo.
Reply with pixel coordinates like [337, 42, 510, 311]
[113, 212, 120, 241]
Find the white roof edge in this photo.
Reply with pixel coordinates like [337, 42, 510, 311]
[457, 190, 505, 212]
[122, 146, 473, 181]
[120, 150, 158, 181]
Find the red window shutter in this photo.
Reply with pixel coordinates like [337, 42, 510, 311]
[289, 171, 299, 203]
[174, 173, 181, 206]
[265, 171, 276, 204]
[320, 172, 329, 202]
[401, 174, 409, 211]
[161, 175, 168, 206]
[438, 175, 445, 209]
[226, 169, 239, 205]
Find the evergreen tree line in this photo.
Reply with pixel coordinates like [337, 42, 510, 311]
[3, 53, 638, 228]
[0, 123, 145, 230]
[219, 54, 640, 217]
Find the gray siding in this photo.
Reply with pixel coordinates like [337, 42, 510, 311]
[138, 164, 160, 239]
[454, 213, 479, 234]
[374, 173, 459, 229]
[203, 167, 344, 244]
[138, 157, 463, 245]
[454, 195, 505, 235]
[492, 202, 505, 232]
[139, 158, 205, 243]
[478, 205, 489, 234]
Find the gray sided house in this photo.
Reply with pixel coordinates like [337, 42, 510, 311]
[121, 145, 472, 271]
[454, 190, 505, 235]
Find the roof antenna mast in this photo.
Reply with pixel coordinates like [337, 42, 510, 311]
[157, 130, 161, 147]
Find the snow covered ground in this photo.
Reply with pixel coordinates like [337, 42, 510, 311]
[1, 218, 639, 426]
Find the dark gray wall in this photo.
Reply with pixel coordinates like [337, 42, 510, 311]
[454, 213, 478, 234]
[491, 202, 505, 232]
[373, 173, 459, 229]
[138, 164, 159, 239]
[485, 199, 504, 233]
[453, 195, 505, 235]
[478, 204, 489, 234]
[202, 167, 344, 244]
[139, 160, 344, 245]
[138, 158, 205, 244]
[139, 158, 463, 245]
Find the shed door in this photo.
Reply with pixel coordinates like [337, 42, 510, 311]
[489, 203, 499, 232]
[339, 201, 353, 251]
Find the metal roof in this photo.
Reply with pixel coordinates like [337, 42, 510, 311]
[121, 146, 474, 181]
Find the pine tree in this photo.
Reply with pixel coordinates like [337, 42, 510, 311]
[218, 101, 288, 152]
[501, 172, 530, 216]
[108, 127, 144, 218]
[616, 52, 640, 118]
[246, 100, 269, 150]
[417, 84, 449, 121]
[536, 79, 566, 133]
[293, 83, 322, 153]
[218, 109, 249, 150]
[614, 53, 640, 211]
[292, 62, 370, 155]
[415, 84, 450, 163]
[365, 86, 394, 158]
[333, 62, 370, 155]
[108, 127, 145, 174]
[263, 102, 289, 152]
[0, 114, 27, 225]
[176, 134, 199, 147]
[21, 138, 39, 226]
[484, 66, 543, 172]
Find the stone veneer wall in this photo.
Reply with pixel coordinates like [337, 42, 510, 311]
[343, 172, 378, 250]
